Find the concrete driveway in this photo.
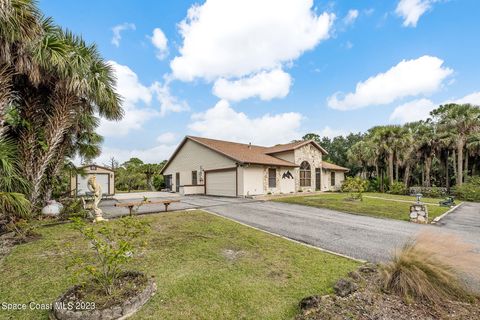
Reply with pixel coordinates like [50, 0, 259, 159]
[101, 193, 480, 263]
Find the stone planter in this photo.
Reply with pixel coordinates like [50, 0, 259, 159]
[50, 272, 156, 320]
[409, 203, 428, 224]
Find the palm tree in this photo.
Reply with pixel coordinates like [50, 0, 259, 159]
[2, 15, 122, 207]
[434, 104, 480, 186]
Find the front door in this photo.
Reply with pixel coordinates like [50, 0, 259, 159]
[175, 172, 180, 192]
[315, 168, 321, 191]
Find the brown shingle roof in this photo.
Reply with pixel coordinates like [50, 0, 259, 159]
[187, 136, 298, 167]
[265, 140, 328, 154]
[322, 161, 349, 172]
[160, 136, 343, 174]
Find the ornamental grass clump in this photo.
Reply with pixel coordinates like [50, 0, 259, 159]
[380, 232, 480, 306]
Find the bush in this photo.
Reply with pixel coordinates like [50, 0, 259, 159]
[59, 198, 90, 220]
[389, 182, 407, 195]
[380, 232, 480, 306]
[455, 177, 480, 202]
[341, 177, 368, 201]
[409, 187, 448, 198]
[69, 217, 150, 296]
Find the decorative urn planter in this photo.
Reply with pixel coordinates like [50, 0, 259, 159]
[41, 200, 64, 216]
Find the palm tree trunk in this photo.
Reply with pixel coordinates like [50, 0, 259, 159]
[465, 150, 469, 178]
[445, 150, 450, 192]
[388, 153, 394, 185]
[425, 156, 432, 187]
[452, 149, 457, 179]
[457, 140, 464, 186]
[404, 163, 411, 188]
[395, 161, 399, 182]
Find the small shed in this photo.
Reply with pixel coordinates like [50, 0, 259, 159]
[70, 164, 115, 197]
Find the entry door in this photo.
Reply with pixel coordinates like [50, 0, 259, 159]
[315, 168, 321, 191]
[175, 172, 180, 192]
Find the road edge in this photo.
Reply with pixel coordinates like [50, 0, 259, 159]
[198, 208, 367, 264]
[431, 202, 464, 224]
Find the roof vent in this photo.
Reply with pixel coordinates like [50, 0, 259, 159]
[248, 142, 252, 149]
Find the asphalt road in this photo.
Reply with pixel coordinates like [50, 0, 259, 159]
[102, 193, 479, 263]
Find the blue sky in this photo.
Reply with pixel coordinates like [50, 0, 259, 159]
[39, 0, 480, 164]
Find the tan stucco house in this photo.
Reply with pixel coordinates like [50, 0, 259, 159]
[160, 136, 349, 197]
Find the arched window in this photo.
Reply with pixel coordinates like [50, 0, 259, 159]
[300, 161, 311, 187]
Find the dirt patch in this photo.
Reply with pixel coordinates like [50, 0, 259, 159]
[297, 265, 480, 320]
[222, 248, 244, 262]
[63, 272, 148, 310]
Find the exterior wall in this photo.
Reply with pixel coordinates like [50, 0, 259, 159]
[322, 170, 345, 191]
[163, 139, 236, 192]
[242, 165, 264, 196]
[263, 167, 295, 195]
[70, 166, 115, 196]
[179, 185, 205, 195]
[293, 144, 323, 192]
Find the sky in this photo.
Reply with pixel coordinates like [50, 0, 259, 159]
[39, 0, 480, 165]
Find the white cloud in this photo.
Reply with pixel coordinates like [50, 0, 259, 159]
[150, 28, 168, 60]
[171, 0, 335, 81]
[449, 91, 480, 106]
[99, 61, 156, 136]
[327, 55, 453, 110]
[156, 132, 177, 144]
[188, 100, 303, 146]
[111, 23, 136, 47]
[395, 0, 438, 27]
[150, 81, 190, 116]
[212, 69, 292, 102]
[95, 144, 176, 165]
[343, 9, 359, 25]
[389, 98, 436, 124]
[317, 126, 351, 139]
[98, 61, 188, 136]
[389, 91, 480, 124]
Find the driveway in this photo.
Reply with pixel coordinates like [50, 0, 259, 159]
[101, 193, 480, 263]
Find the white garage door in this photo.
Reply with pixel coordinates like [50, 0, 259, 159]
[76, 174, 109, 196]
[206, 170, 236, 197]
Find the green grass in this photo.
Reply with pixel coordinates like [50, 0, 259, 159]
[0, 211, 358, 320]
[272, 193, 450, 221]
[364, 192, 446, 204]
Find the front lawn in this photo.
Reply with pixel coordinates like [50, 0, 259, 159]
[272, 193, 450, 221]
[0, 211, 358, 320]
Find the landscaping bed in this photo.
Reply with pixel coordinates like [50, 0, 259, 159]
[0, 210, 358, 319]
[272, 193, 450, 221]
[297, 264, 480, 320]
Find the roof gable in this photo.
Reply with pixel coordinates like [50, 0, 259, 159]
[265, 140, 328, 155]
[160, 136, 299, 174]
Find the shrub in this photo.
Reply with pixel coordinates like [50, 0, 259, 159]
[341, 177, 368, 201]
[409, 187, 448, 198]
[455, 177, 480, 202]
[380, 232, 480, 306]
[389, 182, 407, 195]
[59, 198, 90, 220]
[69, 217, 150, 296]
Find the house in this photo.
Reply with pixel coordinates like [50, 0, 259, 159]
[160, 136, 349, 197]
[70, 164, 115, 197]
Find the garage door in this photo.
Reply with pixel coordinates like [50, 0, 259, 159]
[77, 174, 109, 196]
[206, 170, 236, 197]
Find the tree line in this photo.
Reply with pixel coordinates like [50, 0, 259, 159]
[303, 103, 480, 192]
